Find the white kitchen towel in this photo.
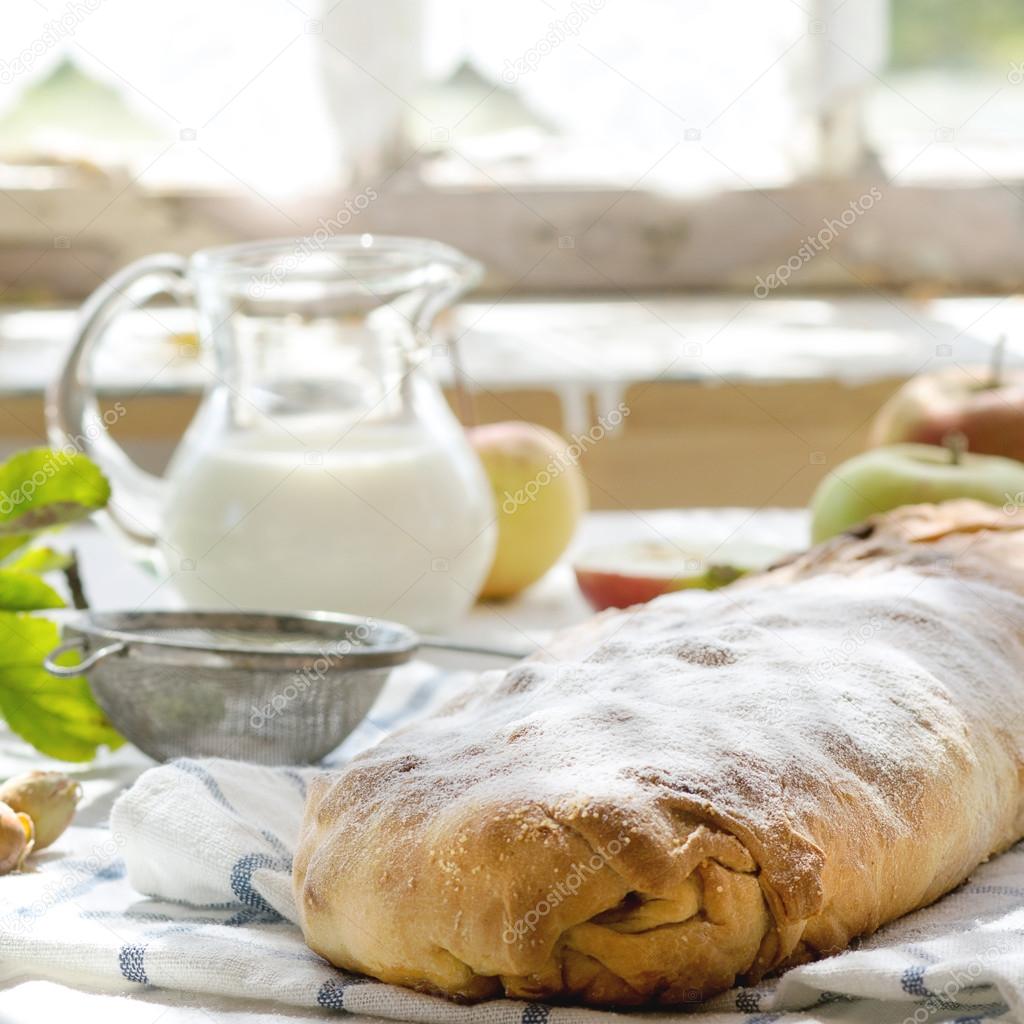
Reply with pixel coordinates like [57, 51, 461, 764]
[1, 665, 1022, 1023]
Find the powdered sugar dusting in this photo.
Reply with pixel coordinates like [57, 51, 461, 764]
[335, 556, 1024, 922]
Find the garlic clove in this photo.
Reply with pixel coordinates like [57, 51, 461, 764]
[0, 771, 81, 850]
[0, 801, 33, 874]
[13, 813, 34, 870]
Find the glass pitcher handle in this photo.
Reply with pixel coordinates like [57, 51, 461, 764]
[46, 254, 192, 551]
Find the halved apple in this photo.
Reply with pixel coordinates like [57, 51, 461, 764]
[573, 539, 788, 611]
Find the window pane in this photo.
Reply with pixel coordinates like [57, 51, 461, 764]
[868, 0, 1024, 180]
[0, 0, 810, 194]
[891, 0, 1024, 71]
[419, 0, 808, 191]
[0, 0, 337, 194]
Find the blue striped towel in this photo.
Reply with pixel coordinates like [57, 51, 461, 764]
[1, 663, 1022, 1023]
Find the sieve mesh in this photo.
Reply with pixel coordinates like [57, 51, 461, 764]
[53, 611, 418, 765]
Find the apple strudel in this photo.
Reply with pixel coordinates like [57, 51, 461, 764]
[294, 500, 1024, 1006]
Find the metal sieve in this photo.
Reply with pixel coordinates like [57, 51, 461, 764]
[41, 610, 520, 765]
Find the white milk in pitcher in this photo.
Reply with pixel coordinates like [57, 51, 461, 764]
[159, 423, 496, 632]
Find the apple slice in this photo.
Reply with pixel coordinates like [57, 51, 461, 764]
[573, 540, 788, 611]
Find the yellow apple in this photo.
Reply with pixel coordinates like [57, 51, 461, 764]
[469, 422, 588, 598]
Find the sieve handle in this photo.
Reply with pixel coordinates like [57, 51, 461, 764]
[417, 636, 531, 660]
[43, 638, 127, 677]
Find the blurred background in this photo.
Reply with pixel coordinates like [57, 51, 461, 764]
[2, 0, 1024, 508]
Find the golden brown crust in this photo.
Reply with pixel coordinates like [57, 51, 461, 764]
[294, 500, 1024, 1007]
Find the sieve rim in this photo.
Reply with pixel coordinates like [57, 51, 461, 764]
[60, 609, 419, 671]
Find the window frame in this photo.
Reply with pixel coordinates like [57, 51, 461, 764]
[3, 0, 1024, 302]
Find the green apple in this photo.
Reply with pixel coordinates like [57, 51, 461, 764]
[810, 442, 1024, 543]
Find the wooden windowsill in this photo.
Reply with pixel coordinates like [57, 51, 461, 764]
[1, 292, 1015, 509]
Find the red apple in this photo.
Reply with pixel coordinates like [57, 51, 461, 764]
[573, 540, 788, 611]
[870, 337, 1024, 461]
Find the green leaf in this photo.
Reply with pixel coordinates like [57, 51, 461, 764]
[0, 452, 115, 760]
[0, 613, 123, 761]
[0, 448, 110, 537]
[0, 570, 65, 611]
[4, 546, 74, 575]
[0, 535, 30, 563]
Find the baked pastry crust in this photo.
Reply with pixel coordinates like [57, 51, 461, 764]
[294, 500, 1024, 1006]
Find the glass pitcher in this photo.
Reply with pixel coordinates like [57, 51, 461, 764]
[47, 236, 496, 633]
